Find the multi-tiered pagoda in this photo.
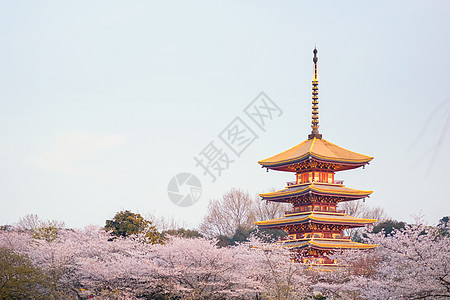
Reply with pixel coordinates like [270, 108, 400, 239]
[255, 48, 376, 266]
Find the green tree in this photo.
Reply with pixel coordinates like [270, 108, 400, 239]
[31, 222, 60, 242]
[16, 214, 65, 242]
[105, 210, 164, 244]
[231, 226, 252, 245]
[372, 219, 406, 236]
[0, 248, 51, 299]
[216, 235, 232, 248]
[438, 216, 449, 237]
[216, 227, 288, 247]
[163, 228, 203, 239]
[0, 225, 12, 231]
[253, 228, 288, 243]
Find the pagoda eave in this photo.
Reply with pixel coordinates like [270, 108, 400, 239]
[256, 221, 372, 230]
[260, 192, 370, 203]
[259, 157, 371, 173]
[255, 212, 376, 230]
[281, 239, 377, 251]
[259, 184, 372, 202]
[258, 138, 373, 173]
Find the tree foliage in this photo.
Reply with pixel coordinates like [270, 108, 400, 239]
[0, 226, 313, 299]
[105, 210, 164, 244]
[251, 228, 288, 243]
[1, 214, 449, 299]
[372, 219, 407, 236]
[162, 228, 203, 239]
[0, 248, 50, 299]
[216, 227, 288, 247]
[438, 216, 449, 236]
[15, 214, 65, 242]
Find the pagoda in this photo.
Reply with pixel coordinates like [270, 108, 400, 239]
[255, 48, 376, 266]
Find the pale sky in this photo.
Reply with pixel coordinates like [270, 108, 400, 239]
[1, 1, 449, 229]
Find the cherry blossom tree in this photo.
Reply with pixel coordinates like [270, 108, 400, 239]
[2, 214, 448, 299]
[315, 218, 450, 299]
[0, 225, 315, 299]
[246, 236, 312, 299]
[0, 247, 52, 299]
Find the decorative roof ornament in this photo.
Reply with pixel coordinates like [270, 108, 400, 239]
[308, 47, 322, 140]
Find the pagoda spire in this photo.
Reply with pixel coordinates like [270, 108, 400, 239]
[308, 47, 322, 140]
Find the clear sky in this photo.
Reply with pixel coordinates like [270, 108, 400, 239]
[1, 1, 449, 229]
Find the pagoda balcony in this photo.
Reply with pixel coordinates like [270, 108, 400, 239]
[285, 207, 344, 215]
[280, 236, 352, 241]
[285, 209, 307, 215]
[301, 208, 345, 213]
[287, 180, 344, 186]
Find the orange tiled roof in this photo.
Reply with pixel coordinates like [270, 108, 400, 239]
[258, 137, 373, 171]
[280, 238, 376, 250]
[259, 183, 372, 202]
[254, 211, 376, 229]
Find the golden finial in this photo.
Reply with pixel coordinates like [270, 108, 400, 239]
[308, 47, 322, 140]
